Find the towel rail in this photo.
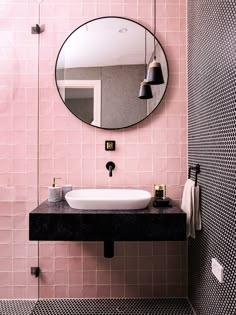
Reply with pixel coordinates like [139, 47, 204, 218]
[188, 164, 200, 186]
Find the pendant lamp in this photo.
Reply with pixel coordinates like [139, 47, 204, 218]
[146, 0, 164, 85]
[139, 30, 153, 99]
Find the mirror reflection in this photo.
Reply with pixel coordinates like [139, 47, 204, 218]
[55, 17, 168, 129]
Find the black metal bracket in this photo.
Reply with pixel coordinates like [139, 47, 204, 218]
[31, 266, 40, 278]
[188, 164, 200, 186]
[31, 24, 45, 34]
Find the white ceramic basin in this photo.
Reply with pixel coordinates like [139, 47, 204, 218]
[65, 189, 152, 210]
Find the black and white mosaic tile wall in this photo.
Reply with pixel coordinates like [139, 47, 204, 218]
[187, 1, 236, 315]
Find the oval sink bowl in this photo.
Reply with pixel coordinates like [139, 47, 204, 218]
[65, 189, 152, 210]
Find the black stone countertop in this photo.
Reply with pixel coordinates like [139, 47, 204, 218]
[29, 199, 186, 241]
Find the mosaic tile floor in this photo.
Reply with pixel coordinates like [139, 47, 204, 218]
[0, 298, 195, 315]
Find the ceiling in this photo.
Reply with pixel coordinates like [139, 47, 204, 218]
[56, 18, 155, 69]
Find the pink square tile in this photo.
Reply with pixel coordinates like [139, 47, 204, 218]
[125, 270, 138, 285]
[138, 3, 151, 17]
[13, 286, 26, 299]
[83, 242, 98, 256]
[124, 242, 138, 256]
[0, 244, 11, 257]
[0, 271, 11, 285]
[153, 158, 167, 173]
[111, 270, 125, 285]
[155, 4, 166, 17]
[69, 271, 83, 285]
[111, 257, 125, 271]
[153, 284, 167, 297]
[68, 242, 82, 257]
[139, 242, 153, 256]
[124, 3, 137, 17]
[97, 285, 111, 298]
[138, 172, 154, 185]
[0, 230, 12, 243]
[40, 258, 54, 272]
[12, 244, 26, 258]
[26, 286, 38, 299]
[125, 256, 139, 270]
[167, 255, 182, 270]
[111, 3, 124, 15]
[55, 271, 68, 285]
[180, 4, 187, 17]
[166, 128, 181, 143]
[54, 130, 67, 144]
[13, 271, 27, 285]
[111, 285, 124, 298]
[82, 143, 96, 158]
[83, 285, 97, 298]
[0, 216, 12, 230]
[40, 286, 54, 299]
[97, 270, 110, 285]
[167, 172, 180, 185]
[96, 256, 111, 271]
[83, 256, 97, 271]
[153, 270, 167, 284]
[139, 257, 153, 270]
[39, 243, 55, 257]
[12, 258, 26, 271]
[55, 242, 68, 257]
[166, 4, 179, 17]
[125, 285, 139, 298]
[167, 144, 181, 157]
[0, 258, 12, 272]
[167, 157, 181, 171]
[81, 129, 95, 144]
[69, 285, 83, 298]
[54, 257, 68, 271]
[139, 284, 153, 297]
[97, 3, 111, 16]
[139, 270, 152, 284]
[83, 270, 97, 285]
[39, 271, 54, 286]
[166, 17, 180, 31]
[55, 286, 69, 298]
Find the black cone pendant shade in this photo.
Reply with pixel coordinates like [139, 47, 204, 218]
[139, 80, 153, 99]
[146, 59, 164, 85]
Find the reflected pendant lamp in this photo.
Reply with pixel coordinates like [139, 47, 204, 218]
[146, 0, 164, 85]
[139, 80, 153, 99]
[139, 30, 153, 99]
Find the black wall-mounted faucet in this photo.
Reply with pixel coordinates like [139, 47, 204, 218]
[106, 161, 115, 177]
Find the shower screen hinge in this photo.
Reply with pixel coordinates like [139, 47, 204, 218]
[31, 266, 40, 278]
[31, 24, 45, 34]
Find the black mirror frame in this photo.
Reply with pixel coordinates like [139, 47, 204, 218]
[54, 16, 169, 130]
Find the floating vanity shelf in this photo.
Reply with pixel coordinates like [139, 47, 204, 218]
[29, 199, 186, 242]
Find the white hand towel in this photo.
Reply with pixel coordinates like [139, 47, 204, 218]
[181, 179, 201, 239]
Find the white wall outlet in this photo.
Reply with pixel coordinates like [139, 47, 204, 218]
[211, 258, 224, 283]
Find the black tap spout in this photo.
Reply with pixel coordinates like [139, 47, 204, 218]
[106, 161, 115, 177]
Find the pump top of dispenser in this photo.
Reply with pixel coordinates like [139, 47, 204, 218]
[52, 177, 61, 187]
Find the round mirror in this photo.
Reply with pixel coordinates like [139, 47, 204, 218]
[55, 16, 168, 130]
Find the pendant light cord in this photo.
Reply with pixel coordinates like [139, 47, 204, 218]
[144, 30, 147, 78]
[153, 0, 156, 60]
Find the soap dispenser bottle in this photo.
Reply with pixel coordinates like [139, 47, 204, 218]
[48, 177, 62, 202]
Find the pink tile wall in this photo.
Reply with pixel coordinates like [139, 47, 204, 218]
[0, 0, 187, 299]
[39, 241, 187, 299]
